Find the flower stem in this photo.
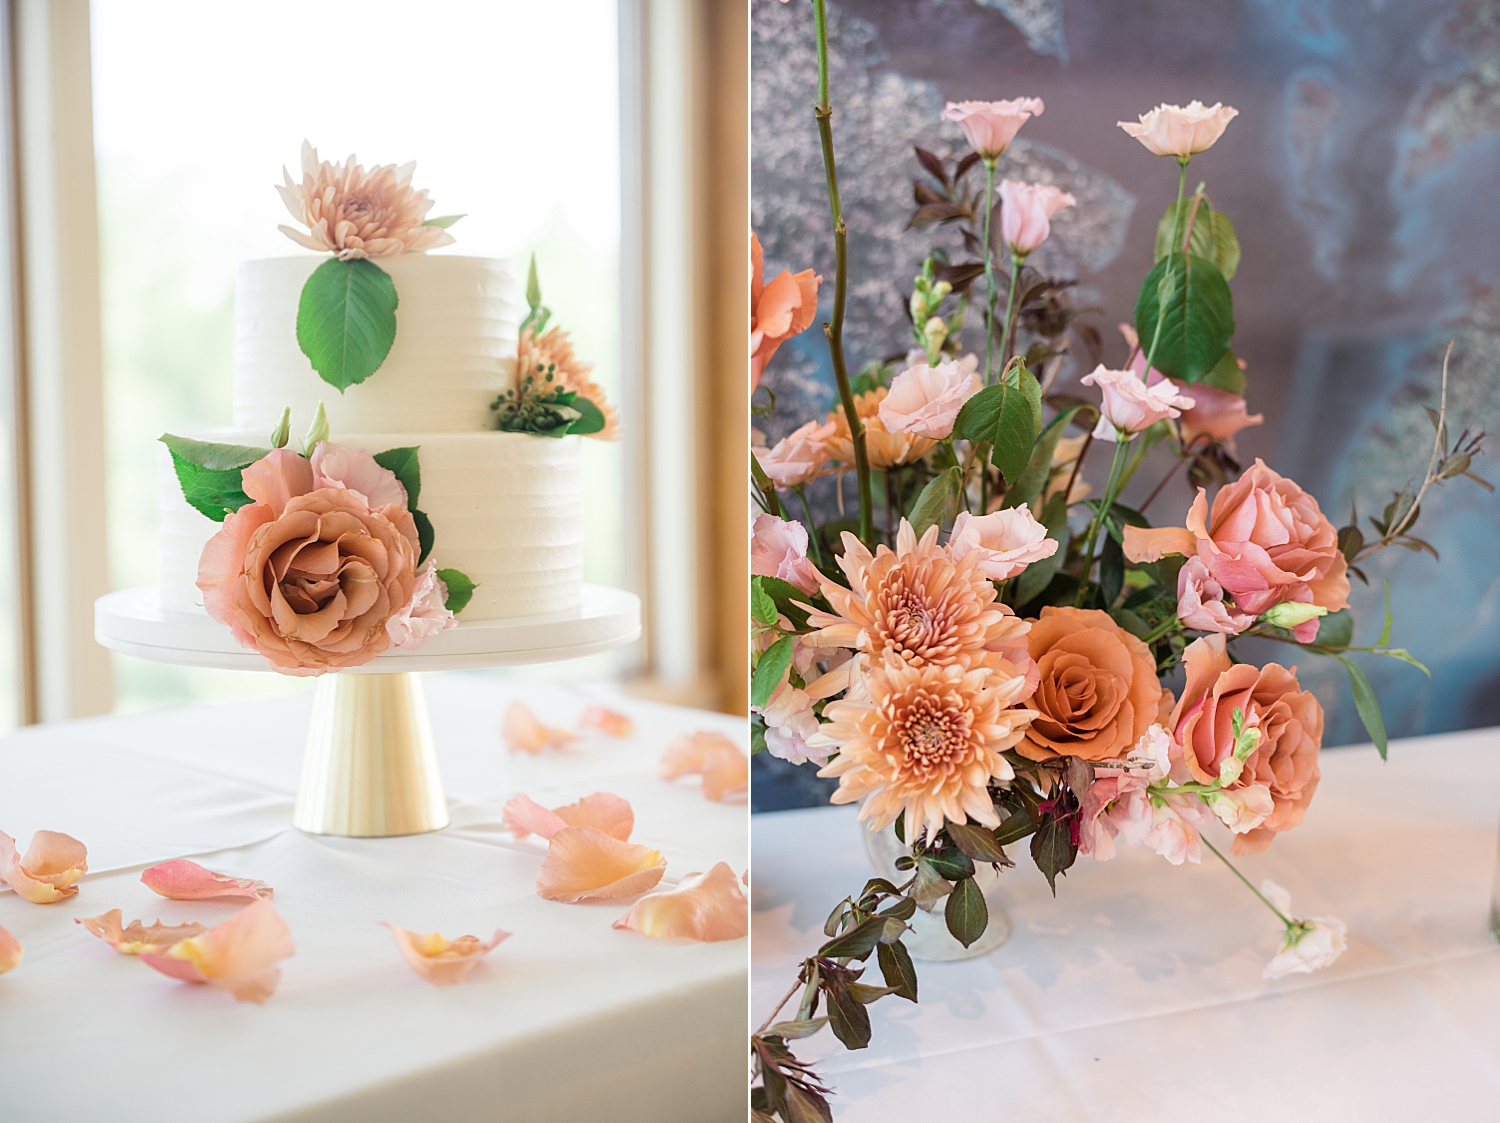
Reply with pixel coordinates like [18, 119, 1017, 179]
[795, 486, 826, 565]
[813, 0, 873, 547]
[981, 158, 998, 386]
[1140, 159, 1189, 380]
[751, 453, 782, 518]
[1200, 833, 1295, 929]
[1074, 436, 1131, 605]
[998, 254, 1025, 374]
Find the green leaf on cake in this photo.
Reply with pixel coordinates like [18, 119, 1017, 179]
[296, 257, 399, 392]
[373, 445, 422, 507]
[1133, 252, 1234, 384]
[412, 509, 435, 566]
[422, 214, 465, 228]
[159, 433, 269, 522]
[437, 568, 476, 613]
[565, 396, 606, 436]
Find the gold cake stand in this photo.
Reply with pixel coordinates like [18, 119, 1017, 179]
[94, 585, 642, 838]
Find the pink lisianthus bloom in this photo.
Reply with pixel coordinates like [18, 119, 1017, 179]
[998, 180, 1076, 257]
[754, 419, 836, 488]
[878, 358, 981, 439]
[948, 506, 1057, 581]
[760, 679, 827, 765]
[1080, 364, 1195, 441]
[751, 514, 820, 594]
[941, 98, 1044, 160]
[1176, 554, 1255, 635]
[1117, 101, 1239, 159]
[1124, 460, 1350, 637]
[1119, 324, 1263, 448]
[310, 442, 408, 509]
[386, 560, 457, 648]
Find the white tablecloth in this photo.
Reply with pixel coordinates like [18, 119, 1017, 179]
[752, 727, 1500, 1121]
[0, 674, 748, 1123]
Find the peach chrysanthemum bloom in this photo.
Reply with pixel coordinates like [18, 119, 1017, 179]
[804, 521, 1033, 683]
[276, 140, 456, 261]
[826, 388, 934, 470]
[516, 325, 621, 441]
[815, 654, 1036, 840]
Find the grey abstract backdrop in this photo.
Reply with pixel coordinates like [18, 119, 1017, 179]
[752, 0, 1500, 810]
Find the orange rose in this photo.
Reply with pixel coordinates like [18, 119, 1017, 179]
[199, 456, 419, 676]
[1017, 606, 1167, 762]
[1170, 635, 1323, 855]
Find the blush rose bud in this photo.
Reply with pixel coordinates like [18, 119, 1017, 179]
[301, 400, 329, 457]
[1260, 601, 1328, 630]
[998, 180, 1076, 258]
[269, 407, 290, 450]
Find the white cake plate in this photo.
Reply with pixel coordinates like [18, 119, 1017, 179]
[95, 585, 641, 839]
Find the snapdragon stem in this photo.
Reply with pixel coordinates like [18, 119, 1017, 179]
[981, 158, 998, 385]
[814, 0, 873, 546]
[1200, 834, 1295, 929]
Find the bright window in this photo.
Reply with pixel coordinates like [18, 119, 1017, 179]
[90, 0, 625, 710]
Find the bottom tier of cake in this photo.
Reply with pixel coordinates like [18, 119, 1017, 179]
[158, 429, 583, 622]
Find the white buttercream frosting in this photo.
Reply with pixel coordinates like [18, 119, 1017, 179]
[233, 254, 520, 435]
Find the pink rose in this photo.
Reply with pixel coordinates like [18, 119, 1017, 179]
[753, 419, 836, 488]
[940, 98, 1044, 161]
[1080, 365, 1195, 440]
[1117, 101, 1239, 159]
[1124, 460, 1350, 636]
[751, 514, 820, 594]
[877, 358, 980, 439]
[1176, 554, 1255, 635]
[385, 560, 457, 648]
[948, 506, 1058, 581]
[311, 442, 408, 510]
[998, 180, 1076, 257]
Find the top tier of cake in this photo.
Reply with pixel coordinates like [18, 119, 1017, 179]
[233, 255, 519, 435]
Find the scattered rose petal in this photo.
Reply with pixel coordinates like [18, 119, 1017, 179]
[504, 792, 635, 843]
[139, 898, 295, 1004]
[613, 863, 749, 942]
[76, 909, 207, 956]
[579, 705, 633, 737]
[660, 732, 749, 802]
[383, 924, 510, 986]
[503, 702, 577, 754]
[141, 859, 272, 901]
[0, 924, 20, 973]
[535, 826, 666, 903]
[0, 829, 88, 904]
[502, 795, 570, 841]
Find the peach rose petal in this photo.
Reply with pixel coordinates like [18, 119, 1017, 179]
[141, 859, 273, 901]
[660, 732, 749, 802]
[0, 924, 21, 973]
[383, 924, 510, 987]
[579, 705, 634, 737]
[554, 792, 635, 842]
[0, 829, 88, 904]
[503, 702, 578, 754]
[76, 909, 206, 956]
[139, 898, 295, 1005]
[535, 826, 666, 903]
[502, 795, 570, 841]
[612, 863, 749, 942]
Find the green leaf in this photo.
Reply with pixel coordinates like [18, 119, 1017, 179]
[1030, 815, 1077, 895]
[1015, 491, 1070, 604]
[160, 433, 269, 473]
[955, 368, 1041, 485]
[908, 465, 962, 538]
[1134, 252, 1234, 384]
[823, 972, 873, 1050]
[784, 1085, 834, 1123]
[909, 859, 952, 911]
[750, 720, 768, 756]
[944, 876, 988, 948]
[525, 253, 542, 310]
[755, 575, 824, 632]
[993, 810, 1038, 846]
[412, 509, 435, 566]
[1315, 608, 1354, 649]
[1199, 348, 1246, 396]
[944, 820, 1007, 864]
[1003, 405, 1084, 515]
[1336, 655, 1387, 760]
[751, 635, 795, 709]
[765, 1018, 827, 1040]
[920, 847, 974, 881]
[372, 445, 422, 507]
[422, 213, 465, 228]
[877, 940, 919, 1002]
[817, 914, 885, 959]
[1377, 580, 1393, 648]
[751, 578, 778, 625]
[160, 434, 269, 521]
[296, 257, 399, 392]
[1099, 531, 1124, 609]
[563, 395, 606, 436]
[1154, 199, 1240, 280]
[436, 568, 476, 613]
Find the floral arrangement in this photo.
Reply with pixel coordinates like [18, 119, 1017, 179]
[748, 5, 1490, 1120]
[163, 407, 474, 675]
[278, 141, 462, 391]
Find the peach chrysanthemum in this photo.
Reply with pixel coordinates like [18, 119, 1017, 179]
[516, 325, 621, 441]
[815, 655, 1036, 840]
[276, 140, 456, 261]
[826, 388, 934, 470]
[804, 521, 1033, 682]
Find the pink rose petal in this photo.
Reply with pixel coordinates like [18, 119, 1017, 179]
[502, 795, 570, 841]
[0, 829, 88, 904]
[139, 898, 295, 1004]
[579, 705, 634, 737]
[383, 924, 510, 987]
[240, 448, 314, 517]
[76, 909, 206, 956]
[612, 863, 749, 942]
[504, 792, 635, 843]
[502, 702, 577, 754]
[141, 859, 273, 901]
[0, 924, 21, 973]
[660, 732, 749, 802]
[535, 826, 666, 903]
